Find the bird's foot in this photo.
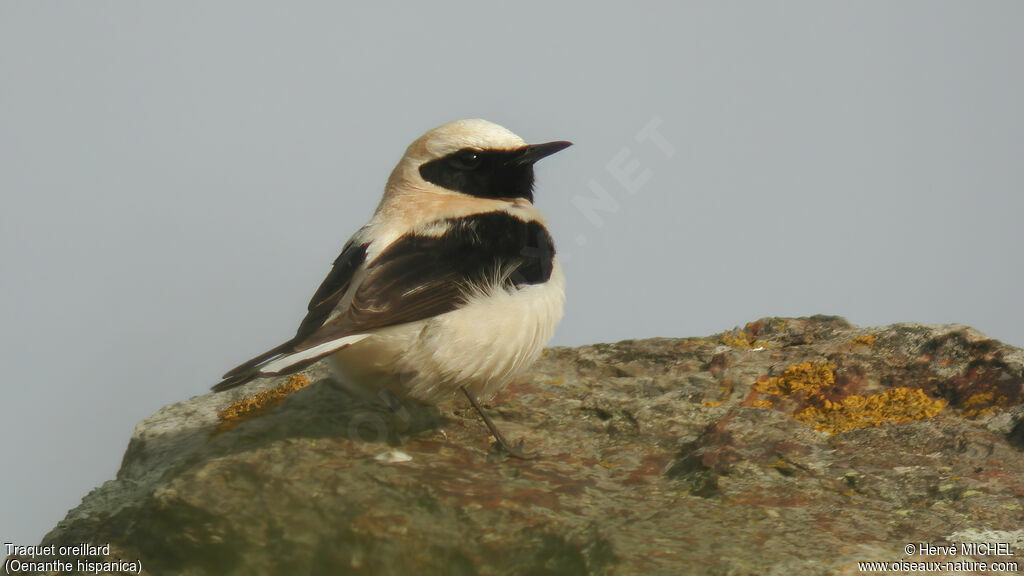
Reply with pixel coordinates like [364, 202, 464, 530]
[490, 437, 536, 461]
[460, 385, 536, 460]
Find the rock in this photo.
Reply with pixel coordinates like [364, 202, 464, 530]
[10, 317, 1024, 575]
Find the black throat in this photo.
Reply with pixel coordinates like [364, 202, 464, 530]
[419, 149, 535, 202]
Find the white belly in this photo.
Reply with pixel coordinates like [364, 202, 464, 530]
[329, 261, 565, 403]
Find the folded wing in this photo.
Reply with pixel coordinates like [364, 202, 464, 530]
[212, 211, 553, 391]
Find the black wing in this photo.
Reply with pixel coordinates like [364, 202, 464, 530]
[302, 211, 555, 346]
[214, 212, 554, 391]
[294, 238, 370, 342]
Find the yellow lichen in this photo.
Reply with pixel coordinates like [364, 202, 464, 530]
[961, 391, 995, 409]
[959, 391, 1010, 418]
[850, 334, 876, 347]
[752, 361, 946, 434]
[214, 375, 311, 434]
[754, 361, 836, 396]
[794, 387, 946, 434]
[720, 331, 754, 349]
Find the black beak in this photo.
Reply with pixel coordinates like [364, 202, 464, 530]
[511, 140, 573, 166]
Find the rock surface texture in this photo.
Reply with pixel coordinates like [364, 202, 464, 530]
[13, 317, 1024, 575]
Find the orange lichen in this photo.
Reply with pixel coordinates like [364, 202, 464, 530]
[850, 334, 876, 347]
[754, 361, 836, 396]
[720, 324, 777, 350]
[214, 375, 311, 434]
[752, 361, 946, 434]
[961, 391, 995, 409]
[946, 361, 1022, 418]
[794, 388, 947, 434]
[959, 391, 1010, 418]
[720, 330, 754, 349]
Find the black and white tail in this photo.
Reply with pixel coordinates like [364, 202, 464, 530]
[212, 334, 370, 392]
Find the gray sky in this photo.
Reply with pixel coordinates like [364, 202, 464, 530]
[3, 1, 1022, 547]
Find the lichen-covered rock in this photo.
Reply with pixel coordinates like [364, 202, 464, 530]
[12, 317, 1024, 575]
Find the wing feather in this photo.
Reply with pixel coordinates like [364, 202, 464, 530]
[294, 238, 370, 342]
[303, 212, 554, 345]
[212, 211, 554, 391]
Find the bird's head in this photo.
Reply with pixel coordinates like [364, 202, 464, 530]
[387, 119, 571, 203]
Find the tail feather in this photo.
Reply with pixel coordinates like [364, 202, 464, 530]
[211, 371, 261, 392]
[211, 333, 372, 392]
[212, 341, 294, 392]
[222, 341, 294, 378]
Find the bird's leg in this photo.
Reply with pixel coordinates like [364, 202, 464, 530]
[460, 386, 535, 459]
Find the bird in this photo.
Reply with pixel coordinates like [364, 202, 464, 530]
[213, 119, 570, 457]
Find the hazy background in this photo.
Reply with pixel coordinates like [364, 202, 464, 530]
[2, 1, 1022, 547]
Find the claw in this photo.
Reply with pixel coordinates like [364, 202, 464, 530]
[499, 438, 537, 460]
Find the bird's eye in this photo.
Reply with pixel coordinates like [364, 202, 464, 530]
[448, 149, 482, 171]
